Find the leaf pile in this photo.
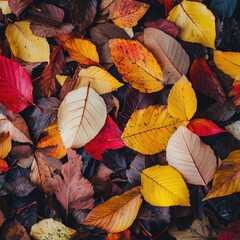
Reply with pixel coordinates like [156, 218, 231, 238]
[0, 0, 240, 239]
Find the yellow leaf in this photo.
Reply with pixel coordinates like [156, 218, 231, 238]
[58, 87, 107, 148]
[168, 75, 197, 121]
[36, 121, 66, 159]
[214, 50, 240, 79]
[5, 21, 50, 63]
[30, 218, 76, 240]
[63, 38, 99, 66]
[109, 39, 163, 93]
[122, 105, 185, 154]
[112, 0, 149, 28]
[141, 165, 190, 206]
[0, 132, 11, 158]
[167, 1, 216, 48]
[0, 1, 11, 14]
[83, 186, 142, 233]
[56, 74, 68, 86]
[74, 66, 123, 94]
[205, 150, 240, 200]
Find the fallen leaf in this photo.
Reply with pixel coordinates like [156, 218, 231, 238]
[167, 126, 218, 186]
[0, 0, 11, 14]
[169, 215, 218, 239]
[109, 39, 163, 93]
[106, 229, 131, 240]
[83, 186, 142, 232]
[6, 21, 50, 62]
[210, 0, 237, 19]
[0, 105, 32, 143]
[144, 18, 179, 38]
[226, 120, 240, 140]
[30, 218, 76, 240]
[190, 58, 226, 103]
[37, 121, 66, 159]
[167, 1, 216, 48]
[144, 28, 189, 84]
[63, 38, 99, 66]
[30, 149, 62, 193]
[229, 79, 240, 106]
[122, 105, 181, 154]
[56, 74, 68, 86]
[0, 209, 5, 227]
[84, 115, 125, 160]
[0, 132, 11, 158]
[214, 50, 240, 79]
[141, 165, 190, 206]
[8, 0, 32, 17]
[0, 157, 8, 174]
[218, 220, 240, 240]
[74, 66, 123, 94]
[58, 87, 107, 148]
[47, 149, 94, 213]
[0, 55, 34, 112]
[187, 118, 226, 136]
[112, 0, 149, 28]
[205, 150, 240, 199]
[34, 46, 65, 97]
[168, 75, 197, 121]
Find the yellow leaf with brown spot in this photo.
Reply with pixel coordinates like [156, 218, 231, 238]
[168, 75, 197, 121]
[37, 121, 66, 159]
[83, 186, 142, 233]
[112, 0, 149, 28]
[167, 1, 216, 48]
[109, 39, 163, 93]
[63, 38, 99, 66]
[0, 132, 11, 158]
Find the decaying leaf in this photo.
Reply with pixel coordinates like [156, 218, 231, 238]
[141, 165, 190, 207]
[83, 186, 142, 233]
[30, 218, 76, 240]
[58, 87, 107, 148]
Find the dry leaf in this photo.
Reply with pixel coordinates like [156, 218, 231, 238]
[0, 132, 11, 158]
[226, 120, 240, 140]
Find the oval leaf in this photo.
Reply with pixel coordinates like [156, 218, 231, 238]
[6, 21, 50, 62]
[187, 118, 226, 136]
[75, 66, 123, 94]
[83, 186, 142, 233]
[112, 0, 149, 28]
[0, 132, 11, 159]
[167, 126, 218, 186]
[109, 39, 164, 93]
[214, 50, 240, 79]
[144, 28, 189, 84]
[167, 1, 216, 48]
[141, 165, 190, 206]
[63, 38, 99, 66]
[58, 87, 107, 148]
[0, 55, 33, 112]
[168, 75, 197, 121]
[121, 105, 181, 155]
[205, 150, 240, 200]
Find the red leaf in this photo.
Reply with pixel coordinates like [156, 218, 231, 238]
[0, 157, 8, 174]
[144, 18, 179, 38]
[0, 55, 33, 112]
[218, 220, 240, 240]
[229, 79, 240, 106]
[190, 58, 226, 103]
[187, 118, 226, 136]
[165, 0, 174, 15]
[33, 46, 65, 97]
[84, 115, 125, 160]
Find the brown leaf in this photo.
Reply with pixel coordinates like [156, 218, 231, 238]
[9, 0, 32, 17]
[33, 46, 65, 97]
[0, 104, 32, 143]
[0, 209, 5, 227]
[1, 220, 30, 240]
[30, 149, 62, 194]
[71, 0, 97, 31]
[47, 149, 94, 214]
[101, 93, 120, 117]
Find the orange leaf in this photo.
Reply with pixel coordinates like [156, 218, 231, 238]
[36, 121, 66, 159]
[109, 39, 163, 93]
[187, 118, 226, 136]
[106, 229, 131, 240]
[112, 0, 149, 28]
[0, 157, 8, 174]
[63, 38, 99, 66]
